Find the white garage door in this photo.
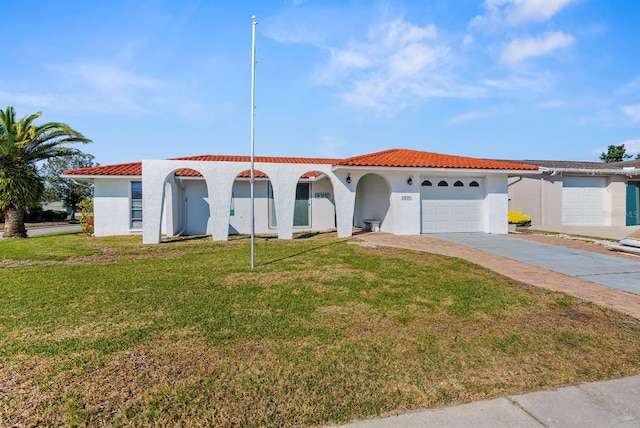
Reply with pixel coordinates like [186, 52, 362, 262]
[421, 178, 484, 233]
[562, 177, 606, 225]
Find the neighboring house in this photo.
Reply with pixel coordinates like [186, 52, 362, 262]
[62, 148, 539, 243]
[508, 159, 640, 227]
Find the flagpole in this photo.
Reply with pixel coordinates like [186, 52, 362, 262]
[250, 15, 257, 269]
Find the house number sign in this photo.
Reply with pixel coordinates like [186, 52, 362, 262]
[315, 192, 331, 198]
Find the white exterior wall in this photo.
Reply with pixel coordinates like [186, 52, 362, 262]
[310, 177, 337, 232]
[93, 178, 135, 237]
[91, 162, 516, 241]
[229, 180, 271, 235]
[484, 175, 509, 234]
[386, 171, 421, 235]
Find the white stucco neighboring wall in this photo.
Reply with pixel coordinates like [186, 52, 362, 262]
[510, 173, 631, 227]
[93, 178, 135, 237]
[607, 175, 627, 226]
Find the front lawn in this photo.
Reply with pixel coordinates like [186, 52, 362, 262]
[1, 232, 639, 427]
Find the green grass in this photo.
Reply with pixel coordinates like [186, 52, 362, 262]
[0, 231, 98, 260]
[1, 232, 639, 427]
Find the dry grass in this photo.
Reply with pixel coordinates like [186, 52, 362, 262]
[1, 232, 639, 426]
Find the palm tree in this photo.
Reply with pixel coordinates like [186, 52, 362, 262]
[0, 106, 90, 238]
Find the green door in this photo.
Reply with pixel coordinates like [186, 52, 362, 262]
[627, 182, 640, 226]
[268, 182, 310, 228]
[293, 183, 310, 227]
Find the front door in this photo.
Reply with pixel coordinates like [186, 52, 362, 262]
[293, 183, 310, 227]
[269, 182, 311, 228]
[627, 182, 640, 226]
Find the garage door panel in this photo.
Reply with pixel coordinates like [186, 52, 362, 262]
[562, 178, 605, 226]
[421, 178, 484, 233]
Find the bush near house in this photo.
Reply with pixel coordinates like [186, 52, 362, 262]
[79, 197, 94, 235]
[508, 211, 532, 226]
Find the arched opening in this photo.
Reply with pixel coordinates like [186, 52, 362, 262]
[353, 173, 391, 231]
[230, 169, 271, 235]
[296, 170, 336, 231]
[163, 168, 210, 236]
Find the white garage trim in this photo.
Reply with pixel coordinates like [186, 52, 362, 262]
[421, 178, 484, 233]
[562, 177, 606, 225]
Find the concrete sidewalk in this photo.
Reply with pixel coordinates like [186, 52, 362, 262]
[334, 375, 640, 427]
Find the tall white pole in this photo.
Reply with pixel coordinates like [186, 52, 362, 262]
[250, 15, 257, 268]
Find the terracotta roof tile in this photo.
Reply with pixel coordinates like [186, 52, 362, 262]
[64, 161, 142, 176]
[63, 155, 335, 177]
[339, 149, 538, 170]
[64, 149, 539, 176]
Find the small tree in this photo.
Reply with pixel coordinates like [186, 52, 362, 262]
[600, 144, 632, 163]
[0, 106, 90, 238]
[41, 152, 97, 219]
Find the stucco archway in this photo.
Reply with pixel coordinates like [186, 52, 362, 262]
[229, 170, 273, 235]
[353, 173, 391, 231]
[294, 170, 336, 232]
[161, 168, 211, 238]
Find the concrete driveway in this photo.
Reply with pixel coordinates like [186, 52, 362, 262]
[431, 233, 640, 296]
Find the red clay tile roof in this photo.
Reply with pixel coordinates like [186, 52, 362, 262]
[63, 149, 538, 176]
[64, 161, 142, 176]
[63, 155, 337, 178]
[338, 149, 539, 170]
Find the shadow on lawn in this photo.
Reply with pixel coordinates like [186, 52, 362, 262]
[259, 238, 349, 267]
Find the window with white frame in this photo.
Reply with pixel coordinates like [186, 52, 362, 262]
[131, 181, 142, 229]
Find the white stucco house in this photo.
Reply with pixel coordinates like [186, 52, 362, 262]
[508, 159, 640, 227]
[62, 148, 539, 243]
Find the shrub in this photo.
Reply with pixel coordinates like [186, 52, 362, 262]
[508, 211, 532, 226]
[79, 197, 94, 235]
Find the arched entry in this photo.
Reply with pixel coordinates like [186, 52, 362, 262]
[294, 170, 336, 231]
[164, 168, 210, 236]
[353, 173, 391, 231]
[230, 170, 271, 235]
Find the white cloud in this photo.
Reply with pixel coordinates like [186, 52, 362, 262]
[481, 73, 551, 92]
[622, 104, 640, 122]
[501, 31, 575, 62]
[0, 61, 176, 116]
[313, 17, 484, 111]
[622, 139, 640, 153]
[471, 0, 577, 29]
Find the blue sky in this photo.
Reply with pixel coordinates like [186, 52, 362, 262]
[2, 0, 640, 166]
